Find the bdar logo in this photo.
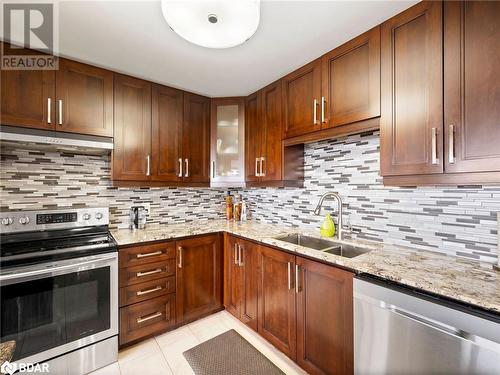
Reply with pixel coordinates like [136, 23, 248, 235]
[1, 361, 17, 375]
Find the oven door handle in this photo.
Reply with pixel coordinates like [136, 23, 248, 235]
[0, 253, 117, 282]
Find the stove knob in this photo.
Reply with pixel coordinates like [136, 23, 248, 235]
[95, 212, 103, 220]
[1, 217, 13, 226]
[83, 213, 91, 221]
[19, 216, 30, 225]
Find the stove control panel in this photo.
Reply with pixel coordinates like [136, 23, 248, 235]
[0, 207, 109, 234]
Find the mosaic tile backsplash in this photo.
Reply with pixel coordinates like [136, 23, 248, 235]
[242, 131, 499, 264]
[1, 130, 499, 263]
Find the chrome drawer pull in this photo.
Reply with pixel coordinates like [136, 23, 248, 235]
[234, 243, 238, 265]
[47, 98, 52, 124]
[136, 268, 162, 277]
[178, 158, 183, 177]
[136, 311, 162, 324]
[449, 124, 455, 164]
[136, 286, 162, 296]
[178, 246, 183, 268]
[136, 250, 162, 258]
[287, 262, 292, 290]
[321, 96, 326, 123]
[313, 99, 318, 125]
[431, 127, 439, 165]
[238, 245, 243, 267]
[58, 99, 63, 125]
[295, 264, 301, 293]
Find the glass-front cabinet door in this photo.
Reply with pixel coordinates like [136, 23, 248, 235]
[210, 98, 245, 186]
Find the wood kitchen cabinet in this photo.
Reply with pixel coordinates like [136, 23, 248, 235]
[112, 74, 152, 181]
[282, 59, 322, 139]
[176, 234, 222, 324]
[296, 257, 353, 375]
[56, 59, 113, 136]
[223, 235, 258, 331]
[151, 84, 183, 182]
[321, 26, 380, 129]
[245, 81, 304, 186]
[257, 245, 297, 359]
[380, 1, 443, 178]
[444, 1, 500, 174]
[182, 92, 211, 183]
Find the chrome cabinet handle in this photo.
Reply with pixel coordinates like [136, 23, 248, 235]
[184, 159, 189, 178]
[136, 285, 162, 296]
[321, 96, 326, 123]
[136, 250, 162, 259]
[431, 127, 439, 165]
[178, 158, 183, 177]
[234, 243, 238, 265]
[136, 268, 162, 277]
[449, 125, 455, 164]
[47, 98, 52, 124]
[146, 155, 150, 176]
[287, 262, 292, 290]
[212, 161, 216, 178]
[58, 99, 63, 125]
[238, 245, 243, 267]
[313, 99, 318, 125]
[136, 311, 162, 324]
[178, 246, 183, 268]
[260, 157, 265, 177]
[295, 264, 301, 293]
[255, 158, 260, 177]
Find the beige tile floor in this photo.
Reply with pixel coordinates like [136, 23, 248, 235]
[90, 310, 306, 375]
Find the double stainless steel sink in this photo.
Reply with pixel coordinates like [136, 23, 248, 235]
[274, 233, 371, 258]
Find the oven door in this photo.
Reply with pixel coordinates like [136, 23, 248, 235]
[0, 252, 118, 364]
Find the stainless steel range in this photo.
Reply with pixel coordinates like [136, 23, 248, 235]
[0, 208, 118, 374]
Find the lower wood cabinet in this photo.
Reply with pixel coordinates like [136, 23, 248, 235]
[176, 234, 222, 325]
[257, 245, 297, 359]
[223, 235, 258, 331]
[119, 294, 176, 345]
[296, 256, 354, 375]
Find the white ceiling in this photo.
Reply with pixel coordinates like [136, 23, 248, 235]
[31, 1, 419, 97]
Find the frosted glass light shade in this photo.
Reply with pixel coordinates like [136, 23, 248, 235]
[161, 0, 260, 49]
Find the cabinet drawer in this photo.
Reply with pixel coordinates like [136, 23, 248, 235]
[119, 242, 175, 268]
[119, 259, 176, 287]
[119, 294, 176, 345]
[120, 276, 175, 307]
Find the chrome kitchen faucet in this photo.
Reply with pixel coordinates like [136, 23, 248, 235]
[314, 192, 344, 240]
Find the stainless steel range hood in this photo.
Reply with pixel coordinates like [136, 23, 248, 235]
[0, 125, 113, 153]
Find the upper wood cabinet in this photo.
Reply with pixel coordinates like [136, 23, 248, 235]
[151, 84, 183, 182]
[282, 59, 322, 139]
[444, 1, 500, 174]
[176, 234, 222, 325]
[296, 256, 353, 375]
[183, 92, 211, 183]
[321, 26, 380, 128]
[210, 97, 245, 186]
[244, 92, 262, 183]
[56, 59, 113, 137]
[223, 235, 259, 331]
[380, 1, 443, 177]
[112, 74, 152, 181]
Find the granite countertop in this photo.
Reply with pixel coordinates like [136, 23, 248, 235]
[112, 220, 500, 314]
[0, 340, 15, 368]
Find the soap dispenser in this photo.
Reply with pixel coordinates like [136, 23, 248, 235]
[320, 213, 336, 237]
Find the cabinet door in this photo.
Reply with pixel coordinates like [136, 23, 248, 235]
[322, 26, 380, 128]
[245, 92, 262, 182]
[56, 59, 113, 136]
[282, 59, 322, 139]
[380, 1, 443, 176]
[238, 239, 259, 331]
[261, 81, 283, 182]
[444, 1, 500, 173]
[223, 235, 241, 319]
[176, 234, 222, 324]
[1, 44, 55, 130]
[296, 257, 353, 375]
[151, 84, 183, 181]
[113, 74, 151, 181]
[257, 246, 296, 359]
[211, 98, 245, 185]
[183, 93, 211, 183]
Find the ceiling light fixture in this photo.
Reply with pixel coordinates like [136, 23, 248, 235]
[161, 0, 261, 49]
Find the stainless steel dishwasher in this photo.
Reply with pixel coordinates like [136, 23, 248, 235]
[354, 275, 500, 374]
